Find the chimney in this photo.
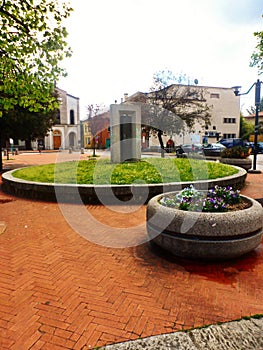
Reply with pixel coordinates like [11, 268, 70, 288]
[124, 93, 128, 102]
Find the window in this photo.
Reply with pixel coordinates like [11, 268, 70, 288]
[223, 118, 236, 124]
[210, 93, 220, 99]
[70, 110, 75, 125]
[213, 126, 216, 130]
[56, 111, 61, 124]
[208, 132, 217, 137]
[223, 133, 236, 139]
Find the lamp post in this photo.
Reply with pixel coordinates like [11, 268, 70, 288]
[232, 79, 262, 173]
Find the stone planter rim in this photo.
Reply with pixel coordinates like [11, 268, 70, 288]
[147, 192, 263, 237]
[2, 164, 247, 204]
[147, 191, 263, 260]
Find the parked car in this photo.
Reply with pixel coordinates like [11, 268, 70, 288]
[258, 142, 263, 153]
[180, 143, 203, 154]
[245, 141, 263, 154]
[203, 143, 226, 156]
[218, 138, 245, 148]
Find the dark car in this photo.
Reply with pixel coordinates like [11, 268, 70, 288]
[180, 143, 203, 154]
[258, 142, 263, 153]
[218, 138, 245, 148]
[203, 143, 226, 156]
[245, 141, 263, 154]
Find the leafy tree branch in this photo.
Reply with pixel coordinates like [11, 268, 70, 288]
[0, 0, 73, 115]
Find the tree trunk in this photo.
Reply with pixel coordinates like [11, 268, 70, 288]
[25, 139, 32, 150]
[92, 137, 96, 157]
[157, 129, 165, 158]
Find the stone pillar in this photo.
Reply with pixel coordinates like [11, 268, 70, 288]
[110, 104, 141, 163]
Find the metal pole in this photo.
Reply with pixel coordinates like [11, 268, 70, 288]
[253, 79, 261, 171]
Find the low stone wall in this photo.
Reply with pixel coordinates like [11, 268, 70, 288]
[2, 166, 247, 205]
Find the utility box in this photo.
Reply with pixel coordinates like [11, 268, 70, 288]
[110, 104, 141, 163]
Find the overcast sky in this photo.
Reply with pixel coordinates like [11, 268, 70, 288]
[58, 0, 263, 118]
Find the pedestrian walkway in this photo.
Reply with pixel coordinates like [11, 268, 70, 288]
[0, 152, 263, 349]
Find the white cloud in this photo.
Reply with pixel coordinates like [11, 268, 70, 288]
[58, 0, 263, 118]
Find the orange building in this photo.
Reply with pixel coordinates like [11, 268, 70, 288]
[82, 111, 110, 149]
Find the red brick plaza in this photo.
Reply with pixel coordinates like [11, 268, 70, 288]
[0, 152, 263, 349]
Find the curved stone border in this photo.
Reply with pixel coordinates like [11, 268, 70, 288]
[1, 166, 247, 204]
[220, 157, 252, 171]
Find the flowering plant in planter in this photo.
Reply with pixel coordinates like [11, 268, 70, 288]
[160, 185, 241, 212]
[221, 146, 251, 159]
[148, 185, 262, 260]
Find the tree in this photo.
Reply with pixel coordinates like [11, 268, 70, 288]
[86, 104, 107, 157]
[0, 0, 72, 169]
[246, 97, 263, 114]
[129, 70, 211, 152]
[239, 114, 254, 140]
[0, 104, 58, 149]
[250, 15, 263, 73]
[0, 0, 73, 115]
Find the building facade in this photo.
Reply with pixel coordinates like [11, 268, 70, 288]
[203, 86, 240, 142]
[82, 111, 111, 149]
[44, 88, 81, 150]
[126, 84, 240, 146]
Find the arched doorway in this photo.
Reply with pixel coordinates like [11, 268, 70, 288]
[53, 130, 62, 149]
[69, 132, 76, 148]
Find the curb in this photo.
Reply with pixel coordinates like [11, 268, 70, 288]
[101, 317, 263, 350]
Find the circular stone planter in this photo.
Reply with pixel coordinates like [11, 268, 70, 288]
[2, 166, 247, 204]
[147, 193, 263, 260]
[220, 157, 252, 171]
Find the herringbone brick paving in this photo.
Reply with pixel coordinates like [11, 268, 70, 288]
[0, 152, 263, 349]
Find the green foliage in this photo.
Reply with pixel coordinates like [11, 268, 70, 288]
[250, 15, 263, 73]
[13, 158, 238, 184]
[240, 115, 254, 140]
[0, 0, 73, 115]
[221, 146, 252, 159]
[0, 104, 58, 143]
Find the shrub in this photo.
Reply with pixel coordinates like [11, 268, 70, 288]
[221, 146, 251, 159]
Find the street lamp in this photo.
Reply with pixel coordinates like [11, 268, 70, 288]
[232, 79, 262, 173]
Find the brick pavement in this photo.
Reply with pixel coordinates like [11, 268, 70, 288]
[0, 152, 263, 349]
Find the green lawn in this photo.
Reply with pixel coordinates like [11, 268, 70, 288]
[13, 158, 238, 185]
